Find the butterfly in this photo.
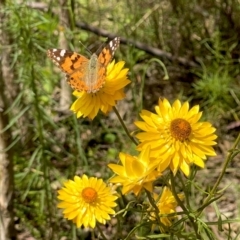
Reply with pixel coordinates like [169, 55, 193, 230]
[47, 37, 120, 93]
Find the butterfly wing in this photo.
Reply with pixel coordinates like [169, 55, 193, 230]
[47, 49, 88, 73]
[47, 49, 92, 91]
[96, 37, 120, 84]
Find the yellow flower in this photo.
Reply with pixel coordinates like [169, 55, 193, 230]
[135, 98, 217, 176]
[108, 146, 162, 196]
[71, 61, 130, 119]
[153, 187, 184, 228]
[57, 175, 118, 228]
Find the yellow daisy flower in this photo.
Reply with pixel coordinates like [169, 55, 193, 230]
[152, 187, 184, 228]
[108, 146, 162, 196]
[71, 61, 130, 119]
[135, 98, 217, 176]
[57, 175, 118, 228]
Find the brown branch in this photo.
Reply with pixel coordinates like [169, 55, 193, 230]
[26, 2, 48, 10]
[0, 8, 16, 240]
[58, 0, 72, 110]
[76, 22, 199, 68]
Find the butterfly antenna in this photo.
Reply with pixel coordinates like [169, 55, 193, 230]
[95, 38, 109, 55]
[78, 40, 92, 57]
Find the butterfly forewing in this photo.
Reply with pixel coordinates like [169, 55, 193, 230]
[98, 37, 120, 65]
[94, 37, 120, 92]
[47, 49, 89, 74]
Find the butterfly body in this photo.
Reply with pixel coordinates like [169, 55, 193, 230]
[47, 37, 120, 93]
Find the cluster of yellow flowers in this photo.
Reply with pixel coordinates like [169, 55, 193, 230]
[56, 58, 217, 231]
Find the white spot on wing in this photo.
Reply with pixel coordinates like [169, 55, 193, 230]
[60, 50, 66, 57]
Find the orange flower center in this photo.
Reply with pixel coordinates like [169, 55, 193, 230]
[82, 187, 98, 203]
[170, 118, 191, 141]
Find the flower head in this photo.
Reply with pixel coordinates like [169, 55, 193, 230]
[135, 98, 217, 176]
[71, 61, 130, 119]
[57, 175, 118, 228]
[108, 146, 162, 196]
[152, 187, 184, 228]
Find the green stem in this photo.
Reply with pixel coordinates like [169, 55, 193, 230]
[170, 173, 202, 240]
[145, 189, 170, 233]
[145, 190, 160, 218]
[96, 223, 107, 240]
[113, 106, 138, 145]
[140, 59, 169, 112]
[199, 133, 240, 215]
